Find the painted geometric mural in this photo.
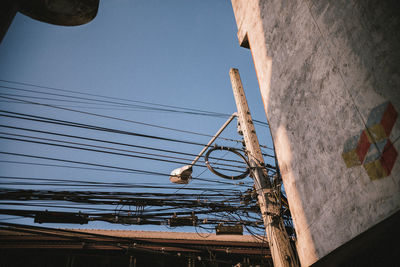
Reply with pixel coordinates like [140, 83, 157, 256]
[342, 101, 398, 180]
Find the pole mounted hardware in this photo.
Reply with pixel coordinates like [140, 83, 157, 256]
[168, 212, 198, 227]
[34, 210, 88, 224]
[169, 113, 237, 184]
[215, 223, 243, 235]
[204, 145, 250, 180]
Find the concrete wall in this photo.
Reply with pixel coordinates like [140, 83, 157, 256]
[231, 0, 400, 266]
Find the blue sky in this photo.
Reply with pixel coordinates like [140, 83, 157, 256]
[0, 0, 274, 231]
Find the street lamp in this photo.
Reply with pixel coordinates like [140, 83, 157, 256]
[169, 113, 237, 184]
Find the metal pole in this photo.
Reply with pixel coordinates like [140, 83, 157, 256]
[229, 68, 298, 267]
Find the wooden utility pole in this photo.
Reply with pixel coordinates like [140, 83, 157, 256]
[230, 68, 298, 267]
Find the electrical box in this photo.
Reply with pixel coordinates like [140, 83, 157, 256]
[215, 224, 243, 235]
[34, 211, 88, 224]
[169, 213, 197, 227]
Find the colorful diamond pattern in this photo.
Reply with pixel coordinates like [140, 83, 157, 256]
[342, 101, 398, 180]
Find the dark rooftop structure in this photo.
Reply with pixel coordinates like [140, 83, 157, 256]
[0, 223, 272, 266]
[0, 0, 100, 43]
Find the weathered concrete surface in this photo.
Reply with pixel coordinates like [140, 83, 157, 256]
[231, 0, 400, 265]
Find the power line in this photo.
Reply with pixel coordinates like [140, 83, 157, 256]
[0, 124, 249, 167]
[0, 79, 270, 128]
[0, 176, 241, 192]
[0, 151, 248, 186]
[0, 112, 276, 158]
[0, 135, 248, 173]
[0, 94, 245, 143]
[0, 109, 209, 147]
[0, 80, 230, 117]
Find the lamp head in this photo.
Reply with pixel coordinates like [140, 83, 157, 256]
[169, 165, 193, 184]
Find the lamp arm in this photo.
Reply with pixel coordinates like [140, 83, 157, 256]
[190, 112, 237, 166]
